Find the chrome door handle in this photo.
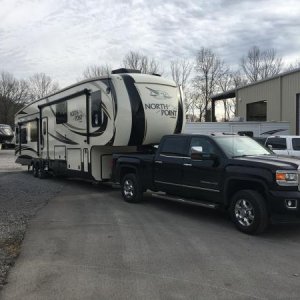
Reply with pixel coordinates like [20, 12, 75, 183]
[155, 161, 163, 164]
[183, 163, 192, 167]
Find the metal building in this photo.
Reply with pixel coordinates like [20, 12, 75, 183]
[211, 68, 300, 135]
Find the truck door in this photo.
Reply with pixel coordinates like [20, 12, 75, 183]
[265, 137, 287, 156]
[154, 136, 189, 194]
[289, 137, 300, 157]
[182, 137, 223, 203]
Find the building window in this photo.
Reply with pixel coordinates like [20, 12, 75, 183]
[91, 91, 102, 127]
[246, 101, 267, 121]
[56, 102, 67, 124]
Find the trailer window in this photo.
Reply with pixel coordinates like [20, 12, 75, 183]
[292, 138, 300, 150]
[266, 138, 287, 150]
[91, 91, 102, 127]
[56, 102, 67, 124]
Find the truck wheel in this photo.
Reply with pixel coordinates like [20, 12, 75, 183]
[230, 190, 269, 234]
[121, 173, 143, 203]
[33, 163, 38, 177]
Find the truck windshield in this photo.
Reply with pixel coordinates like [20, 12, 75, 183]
[214, 136, 271, 158]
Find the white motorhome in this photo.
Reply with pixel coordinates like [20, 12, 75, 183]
[15, 69, 185, 180]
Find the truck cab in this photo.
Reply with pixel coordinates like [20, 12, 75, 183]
[266, 135, 300, 157]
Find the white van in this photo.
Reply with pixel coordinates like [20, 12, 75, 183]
[265, 136, 300, 157]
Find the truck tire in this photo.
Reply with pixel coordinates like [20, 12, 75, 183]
[230, 190, 269, 234]
[121, 173, 143, 203]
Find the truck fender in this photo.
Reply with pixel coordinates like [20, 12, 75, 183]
[223, 176, 270, 207]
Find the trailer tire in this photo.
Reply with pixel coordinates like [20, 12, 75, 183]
[121, 173, 143, 203]
[33, 163, 38, 177]
[37, 162, 46, 179]
[230, 190, 269, 235]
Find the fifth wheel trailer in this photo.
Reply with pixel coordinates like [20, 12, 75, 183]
[15, 69, 185, 180]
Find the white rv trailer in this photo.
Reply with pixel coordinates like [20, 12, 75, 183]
[184, 121, 290, 137]
[15, 69, 185, 180]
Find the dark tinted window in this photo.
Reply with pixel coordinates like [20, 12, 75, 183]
[15, 127, 19, 144]
[91, 91, 102, 127]
[292, 138, 300, 150]
[190, 137, 216, 155]
[266, 138, 287, 150]
[160, 137, 188, 156]
[247, 101, 267, 121]
[56, 102, 67, 124]
[20, 127, 27, 144]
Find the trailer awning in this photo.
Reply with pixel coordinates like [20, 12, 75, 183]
[211, 89, 236, 101]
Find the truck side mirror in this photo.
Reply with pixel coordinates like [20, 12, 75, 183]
[267, 144, 273, 150]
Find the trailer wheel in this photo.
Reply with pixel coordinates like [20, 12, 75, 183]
[33, 163, 38, 177]
[37, 163, 46, 179]
[121, 173, 143, 203]
[230, 190, 269, 235]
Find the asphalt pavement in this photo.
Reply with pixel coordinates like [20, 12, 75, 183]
[1, 151, 300, 299]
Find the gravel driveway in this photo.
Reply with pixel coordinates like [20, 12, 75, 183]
[0, 150, 64, 289]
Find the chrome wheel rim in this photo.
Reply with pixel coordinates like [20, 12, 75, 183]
[234, 199, 255, 227]
[124, 179, 134, 198]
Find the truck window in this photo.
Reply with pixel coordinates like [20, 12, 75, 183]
[160, 137, 188, 157]
[292, 138, 300, 150]
[56, 102, 67, 124]
[266, 138, 287, 150]
[91, 91, 102, 127]
[189, 137, 216, 155]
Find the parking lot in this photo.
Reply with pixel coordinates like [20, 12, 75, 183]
[0, 150, 300, 299]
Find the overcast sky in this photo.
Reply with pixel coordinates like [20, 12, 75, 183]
[0, 0, 299, 87]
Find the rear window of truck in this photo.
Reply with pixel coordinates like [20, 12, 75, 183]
[160, 137, 188, 157]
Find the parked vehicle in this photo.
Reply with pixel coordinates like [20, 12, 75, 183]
[265, 135, 300, 157]
[14, 69, 185, 179]
[0, 124, 14, 149]
[113, 133, 300, 234]
[185, 121, 290, 137]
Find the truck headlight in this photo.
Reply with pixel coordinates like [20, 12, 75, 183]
[276, 170, 298, 186]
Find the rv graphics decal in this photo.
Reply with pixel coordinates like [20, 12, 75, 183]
[144, 103, 177, 119]
[70, 110, 84, 122]
[146, 87, 172, 100]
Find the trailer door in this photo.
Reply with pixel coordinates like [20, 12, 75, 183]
[41, 118, 49, 159]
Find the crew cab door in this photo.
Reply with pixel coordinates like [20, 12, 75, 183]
[265, 137, 288, 156]
[182, 136, 223, 203]
[154, 136, 189, 194]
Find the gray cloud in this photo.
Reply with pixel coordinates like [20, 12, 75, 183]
[0, 0, 299, 86]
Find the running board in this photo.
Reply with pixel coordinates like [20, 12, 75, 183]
[151, 192, 218, 209]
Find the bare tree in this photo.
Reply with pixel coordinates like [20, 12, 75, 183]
[193, 47, 226, 121]
[286, 60, 300, 71]
[241, 46, 282, 82]
[28, 73, 59, 102]
[170, 59, 193, 91]
[0, 72, 29, 125]
[82, 64, 111, 79]
[123, 51, 163, 74]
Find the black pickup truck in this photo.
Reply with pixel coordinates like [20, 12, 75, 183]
[112, 134, 300, 234]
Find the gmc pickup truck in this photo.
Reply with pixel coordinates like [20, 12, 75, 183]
[112, 134, 300, 234]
